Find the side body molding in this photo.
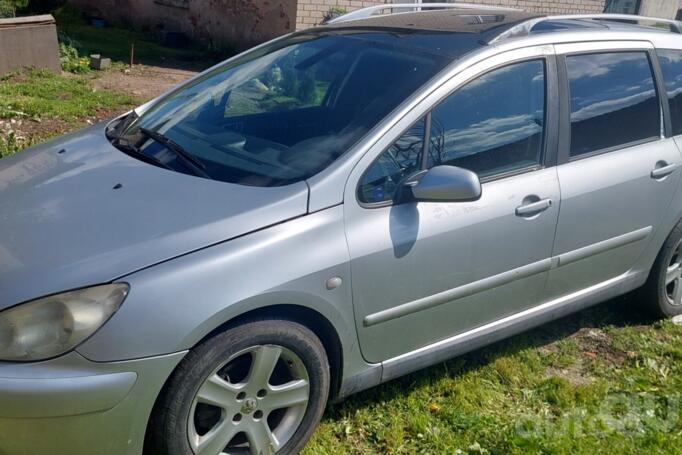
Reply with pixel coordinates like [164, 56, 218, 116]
[363, 227, 653, 327]
[380, 270, 646, 382]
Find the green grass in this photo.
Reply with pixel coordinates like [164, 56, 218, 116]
[0, 69, 138, 158]
[304, 298, 682, 454]
[0, 69, 137, 120]
[0, 131, 37, 159]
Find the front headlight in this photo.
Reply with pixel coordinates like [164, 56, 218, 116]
[0, 284, 128, 361]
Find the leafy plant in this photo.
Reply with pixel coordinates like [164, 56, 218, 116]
[323, 6, 347, 23]
[0, 130, 32, 158]
[0, 1, 14, 17]
[0, 0, 28, 17]
[58, 32, 90, 73]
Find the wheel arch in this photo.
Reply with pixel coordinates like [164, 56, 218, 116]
[143, 302, 347, 453]
[195, 303, 345, 400]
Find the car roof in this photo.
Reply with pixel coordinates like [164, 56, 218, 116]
[300, 9, 540, 59]
[325, 9, 541, 35]
[315, 8, 682, 55]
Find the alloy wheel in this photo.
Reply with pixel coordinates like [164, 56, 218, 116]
[188, 344, 310, 455]
[666, 240, 682, 306]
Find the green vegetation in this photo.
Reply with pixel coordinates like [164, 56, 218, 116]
[0, 131, 34, 158]
[58, 32, 91, 73]
[304, 297, 682, 454]
[0, 69, 136, 120]
[53, 5, 230, 68]
[0, 69, 138, 158]
[0, 0, 28, 17]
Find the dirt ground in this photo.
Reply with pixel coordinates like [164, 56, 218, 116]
[93, 64, 198, 100]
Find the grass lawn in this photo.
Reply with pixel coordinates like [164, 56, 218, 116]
[0, 69, 138, 158]
[1, 67, 681, 455]
[305, 297, 682, 454]
[0, 69, 137, 120]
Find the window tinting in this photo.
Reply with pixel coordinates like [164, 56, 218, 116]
[358, 118, 426, 204]
[658, 49, 682, 136]
[428, 60, 546, 178]
[567, 52, 659, 157]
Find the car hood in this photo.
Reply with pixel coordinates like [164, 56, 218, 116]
[0, 125, 309, 309]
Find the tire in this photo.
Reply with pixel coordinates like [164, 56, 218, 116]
[145, 319, 330, 455]
[641, 219, 682, 318]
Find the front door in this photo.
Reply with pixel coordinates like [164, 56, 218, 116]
[345, 53, 562, 363]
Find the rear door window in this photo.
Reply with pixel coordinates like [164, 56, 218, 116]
[657, 49, 682, 136]
[566, 51, 660, 158]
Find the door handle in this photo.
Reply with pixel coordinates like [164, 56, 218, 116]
[516, 198, 552, 217]
[651, 162, 679, 179]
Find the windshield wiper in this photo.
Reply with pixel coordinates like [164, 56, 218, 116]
[139, 127, 210, 178]
[114, 139, 175, 172]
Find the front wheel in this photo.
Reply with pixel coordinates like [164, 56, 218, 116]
[146, 319, 330, 455]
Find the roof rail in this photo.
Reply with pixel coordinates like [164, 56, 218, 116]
[552, 14, 682, 33]
[326, 2, 520, 25]
[489, 13, 682, 43]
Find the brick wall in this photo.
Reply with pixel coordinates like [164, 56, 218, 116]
[295, 1, 608, 31]
[295, 0, 390, 30]
[468, 0, 606, 14]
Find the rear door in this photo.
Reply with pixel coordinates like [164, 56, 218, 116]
[546, 41, 682, 299]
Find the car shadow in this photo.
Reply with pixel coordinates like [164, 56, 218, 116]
[389, 202, 420, 258]
[325, 293, 658, 417]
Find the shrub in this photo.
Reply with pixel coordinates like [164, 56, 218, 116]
[0, 130, 33, 158]
[0, 1, 14, 17]
[58, 32, 90, 73]
[0, 0, 28, 17]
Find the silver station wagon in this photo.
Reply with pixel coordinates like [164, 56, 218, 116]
[3, 4, 682, 454]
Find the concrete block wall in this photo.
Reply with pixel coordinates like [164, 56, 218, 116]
[295, 1, 608, 31]
[0, 15, 60, 75]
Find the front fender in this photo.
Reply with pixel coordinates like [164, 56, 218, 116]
[77, 205, 369, 381]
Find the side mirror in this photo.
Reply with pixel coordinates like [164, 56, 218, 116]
[409, 165, 481, 202]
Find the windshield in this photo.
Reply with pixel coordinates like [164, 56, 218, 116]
[111, 31, 450, 186]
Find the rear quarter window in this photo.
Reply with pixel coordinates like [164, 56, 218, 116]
[657, 49, 682, 136]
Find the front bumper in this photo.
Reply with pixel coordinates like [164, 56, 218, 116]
[0, 350, 186, 455]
